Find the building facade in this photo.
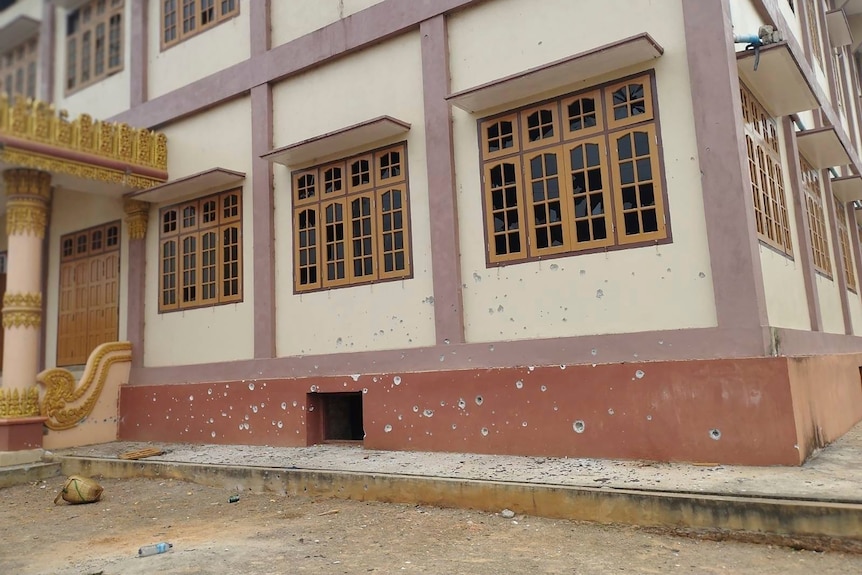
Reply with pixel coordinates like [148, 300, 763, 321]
[1, 0, 862, 465]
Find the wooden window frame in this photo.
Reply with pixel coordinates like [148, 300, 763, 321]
[158, 188, 243, 312]
[478, 71, 670, 267]
[804, 0, 824, 72]
[293, 142, 413, 294]
[0, 37, 38, 100]
[58, 221, 122, 367]
[800, 156, 832, 276]
[65, 0, 124, 95]
[740, 82, 793, 257]
[835, 196, 857, 292]
[161, 0, 240, 51]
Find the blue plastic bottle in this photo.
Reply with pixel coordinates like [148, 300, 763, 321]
[138, 542, 173, 557]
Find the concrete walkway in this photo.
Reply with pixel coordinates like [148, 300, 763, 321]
[47, 422, 862, 503]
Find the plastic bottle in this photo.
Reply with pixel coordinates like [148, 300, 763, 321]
[138, 542, 173, 557]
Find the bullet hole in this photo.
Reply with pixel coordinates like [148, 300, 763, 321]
[248, 383, 255, 391]
[635, 370, 645, 379]
[481, 427, 489, 437]
[560, 365, 566, 370]
[699, 272, 706, 278]
[540, 385, 547, 392]
[308, 406, 315, 412]
[646, 415, 653, 421]
[521, 421, 528, 427]
[550, 264, 559, 270]
[188, 395, 194, 401]
[252, 406, 258, 413]
[277, 421, 283, 429]
[579, 269, 586, 276]
[573, 420, 586, 433]
[440, 401, 446, 407]
[444, 338, 450, 344]
[710, 428, 721, 440]
[412, 405, 419, 412]
[473, 272, 482, 282]
[394, 376, 402, 385]
[207, 388, 213, 395]
[596, 289, 604, 299]
[292, 401, 298, 407]
[336, 337, 343, 346]
[497, 305, 504, 312]
[362, 388, 368, 394]
[489, 344, 495, 352]
[351, 374, 361, 381]
[451, 423, 457, 430]
[608, 408, 615, 415]
[515, 380, 524, 389]
[384, 424, 393, 433]
[475, 395, 484, 406]
[488, 308, 495, 315]
[423, 409, 434, 418]
[244, 414, 250, 421]
[591, 349, 598, 356]
[310, 385, 318, 392]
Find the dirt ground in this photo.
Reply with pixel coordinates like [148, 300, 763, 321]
[1, 476, 861, 575]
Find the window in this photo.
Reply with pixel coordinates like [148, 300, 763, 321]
[800, 156, 831, 275]
[159, 189, 242, 312]
[292, 143, 412, 293]
[162, 0, 239, 48]
[479, 73, 668, 265]
[835, 197, 856, 292]
[58, 222, 121, 366]
[740, 82, 793, 256]
[0, 38, 37, 100]
[66, 0, 124, 93]
[804, 0, 824, 72]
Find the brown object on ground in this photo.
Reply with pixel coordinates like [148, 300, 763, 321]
[118, 447, 165, 460]
[2, 477, 861, 575]
[53, 475, 103, 505]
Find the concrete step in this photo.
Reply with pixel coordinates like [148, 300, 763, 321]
[56, 455, 862, 553]
[0, 462, 63, 489]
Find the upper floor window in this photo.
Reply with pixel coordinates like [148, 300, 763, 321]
[292, 142, 412, 293]
[804, 0, 824, 72]
[159, 189, 243, 312]
[800, 156, 830, 275]
[740, 82, 793, 257]
[0, 37, 37, 100]
[835, 197, 857, 292]
[162, 0, 239, 49]
[66, 0, 124, 93]
[479, 72, 668, 266]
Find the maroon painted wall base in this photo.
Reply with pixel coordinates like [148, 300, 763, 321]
[0, 417, 46, 451]
[119, 354, 862, 466]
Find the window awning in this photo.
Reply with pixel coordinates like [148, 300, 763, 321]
[261, 116, 410, 167]
[797, 126, 852, 169]
[0, 15, 39, 54]
[736, 42, 818, 117]
[825, 9, 853, 47]
[446, 33, 663, 114]
[832, 175, 862, 203]
[125, 167, 245, 203]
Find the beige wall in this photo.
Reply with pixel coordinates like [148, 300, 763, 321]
[44, 189, 128, 368]
[271, 32, 436, 356]
[448, 0, 718, 342]
[147, 2, 250, 99]
[271, 0, 386, 48]
[0, 0, 41, 28]
[143, 97, 255, 367]
[52, 4, 131, 118]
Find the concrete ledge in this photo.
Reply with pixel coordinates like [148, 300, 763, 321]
[57, 456, 862, 551]
[0, 462, 62, 488]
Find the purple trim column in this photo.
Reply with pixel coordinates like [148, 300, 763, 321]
[823, 176, 853, 334]
[783, 117, 823, 331]
[38, 2, 55, 102]
[420, 15, 464, 345]
[130, 0, 149, 107]
[250, 3, 275, 358]
[124, 201, 149, 367]
[681, 0, 768, 341]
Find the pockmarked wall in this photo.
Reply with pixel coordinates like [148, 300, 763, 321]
[44, 189, 128, 368]
[271, 32, 436, 357]
[448, 0, 718, 343]
[143, 97, 255, 367]
[146, 1, 250, 99]
[270, 0, 387, 48]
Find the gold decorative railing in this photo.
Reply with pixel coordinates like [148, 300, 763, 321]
[37, 341, 133, 431]
[0, 94, 167, 173]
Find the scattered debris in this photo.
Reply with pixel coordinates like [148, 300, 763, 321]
[229, 495, 240, 503]
[54, 475, 103, 505]
[138, 542, 173, 557]
[119, 447, 165, 460]
[317, 509, 340, 516]
[501, 509, 516, 519]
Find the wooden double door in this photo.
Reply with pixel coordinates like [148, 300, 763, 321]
[57, 222, 121, 367]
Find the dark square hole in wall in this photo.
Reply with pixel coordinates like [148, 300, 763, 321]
[322, 392, 364, 442]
